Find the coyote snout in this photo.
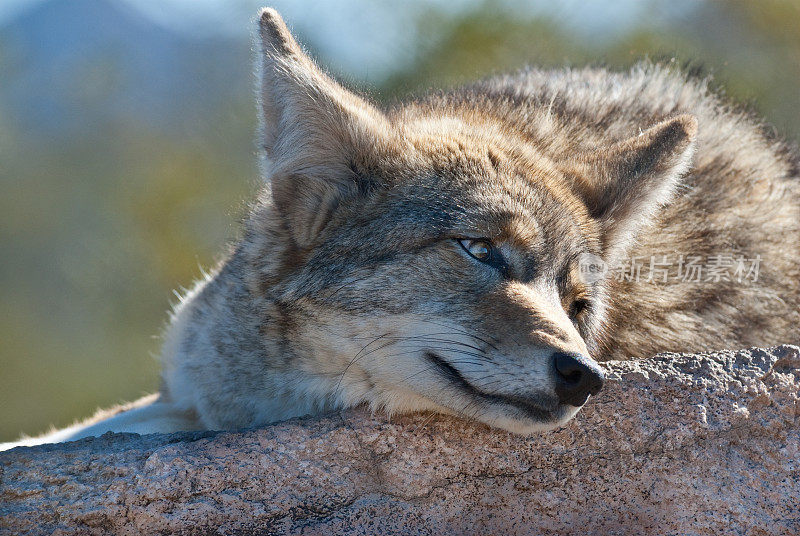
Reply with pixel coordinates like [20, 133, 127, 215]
[420, 347, 605, 434]
[552, 352, 605, 407]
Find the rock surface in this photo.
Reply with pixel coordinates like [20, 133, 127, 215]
[1, 345, 799, 536]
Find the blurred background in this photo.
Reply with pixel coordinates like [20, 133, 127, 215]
[1, 0, 799, 441]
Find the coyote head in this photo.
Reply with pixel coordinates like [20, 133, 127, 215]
[248, 9, 697, 433]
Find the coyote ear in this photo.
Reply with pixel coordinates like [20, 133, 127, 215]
[257, 8, 392, 246]
[579, 115, 698, 259]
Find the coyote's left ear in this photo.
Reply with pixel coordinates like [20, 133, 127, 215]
[578, 115, 698, 259]
[257, 8, 393, 246]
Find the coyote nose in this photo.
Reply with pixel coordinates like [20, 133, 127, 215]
[553, 352, 605, 407]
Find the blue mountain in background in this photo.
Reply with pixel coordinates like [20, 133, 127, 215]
[0, 0, 251, 139]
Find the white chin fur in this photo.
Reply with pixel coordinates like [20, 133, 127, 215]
[389, 390, 585, 436]
[482, 403, 583, 435]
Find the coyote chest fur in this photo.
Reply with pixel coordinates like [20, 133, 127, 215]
[5, 8, 798, 448]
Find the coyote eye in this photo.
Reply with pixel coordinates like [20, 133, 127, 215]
[458, 238, 492, 261]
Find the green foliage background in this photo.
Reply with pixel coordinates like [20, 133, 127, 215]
[1, 0, 799, 441]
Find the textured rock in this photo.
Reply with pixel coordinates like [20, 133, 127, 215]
[1, 345, 799, 535]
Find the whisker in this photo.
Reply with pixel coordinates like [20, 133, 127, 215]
[415, 411, 440, 432]
[397, 357, 492, 384]
[334, 332, 393, 395]
[322, 271, 376, 300]
[419, 319, 501, 351]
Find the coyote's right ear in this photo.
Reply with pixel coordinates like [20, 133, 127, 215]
[257, 8, 393, 246]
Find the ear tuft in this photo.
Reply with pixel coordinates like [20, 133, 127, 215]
[258, 8, 301, 58]
[673, 113, 699, 140]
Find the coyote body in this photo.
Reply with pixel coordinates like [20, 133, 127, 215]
[4, 9, 798, 449]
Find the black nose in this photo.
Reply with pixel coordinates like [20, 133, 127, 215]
[553, 352, 605, 407]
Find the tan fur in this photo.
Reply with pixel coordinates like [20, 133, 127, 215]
[5, 8, 798, 449]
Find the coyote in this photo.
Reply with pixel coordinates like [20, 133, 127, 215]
[4, 8, 798, 449]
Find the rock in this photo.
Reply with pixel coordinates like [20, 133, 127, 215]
[1, 345, 798, 536]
